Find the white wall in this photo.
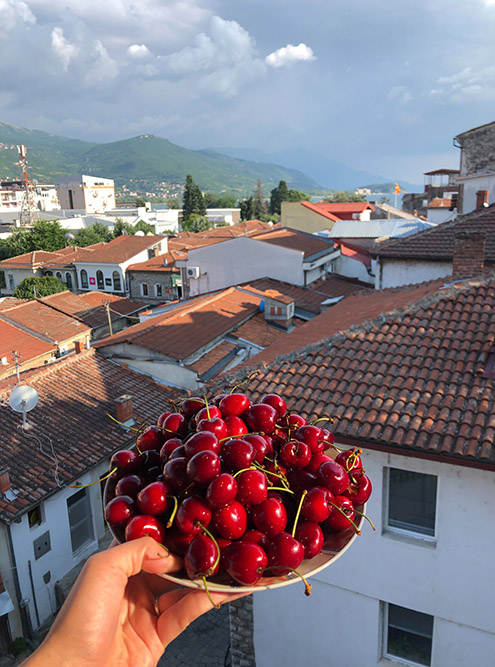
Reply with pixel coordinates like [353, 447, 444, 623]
[427, 208, 456, 224]
[458, 173, 495, 214]
[254, 449, 495, 667]
[107, 355, 198, 390]
[333, 253, 374, 284]
[377, 258, 451, 289]
[8, 463, 108, 629]
[184, 237, 304, 296]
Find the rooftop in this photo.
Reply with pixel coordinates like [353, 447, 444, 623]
[252, 227, 336, 259]
[39, 291, 146, 329]
[0, 300, 91, 344]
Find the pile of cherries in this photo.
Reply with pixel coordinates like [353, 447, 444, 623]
[103, 391, 372, 594]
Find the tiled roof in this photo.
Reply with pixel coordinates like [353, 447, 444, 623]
[0, 250, 67, 269]
[212, 276, 495, 467]
[166, 221, 273, 256]
[189, 341, 237, 376]
[0, 300, 91, 344]
[253, 228, 336, 259]
[39, 291, 146, 329]
[94, 288, 262, 360]
[372, 204, 495, 261]
[0, 297, 28, 311]
[427, 198, 454, 209]
[299, 201, 341, 222]
[0, 319, 54, 365]
[230, 313, 305, 349]
[73, 235, 166, 264]
[127, 251, 183, 273]
[0, 350, 182, 522]
[312, 201, 375, 215]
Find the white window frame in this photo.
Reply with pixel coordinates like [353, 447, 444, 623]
[141, 283, 148, 296]
[155, 283, 163, 297]
[382, 601, 434, 667]
[384, 468, 438, 543]
[67, 488, 95, 554]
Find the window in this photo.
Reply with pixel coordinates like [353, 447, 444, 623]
[67, 488, 94, 553]
[155, 284, 163, 297]
[8, 274, 14, 291]
[96, 270, 104, 290]
[0, 271, 5, 289]
[80, 269, 88, 289]
[113, 271, 122, 291]
[141, 283, 148, 296]
[386, 468, 437, 537]
[65, 272, 72, 289]
[28, 504, 42, 528]
[383, 602, 434, 666]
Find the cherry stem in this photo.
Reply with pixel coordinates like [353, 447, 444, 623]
[202, 575, 221, 609]
[165, 495, 178, 528]
[353, 508, 376, 531]
[327, 501, 362, 535]
[105, 412, 141, 432]
[270, 486, 294, 494]
[197, 522, 221, 574]
[233, 466, 258, 478]
[292, 489, 308, 538]
[262, 565, 312, 596]
[70, 467, 117, 488]
[311, 416, 334, 425]
[201, 391, 211, 420]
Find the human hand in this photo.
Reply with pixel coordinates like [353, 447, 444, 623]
[22, 537, 248, 667]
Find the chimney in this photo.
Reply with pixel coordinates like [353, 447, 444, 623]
[0, 469, 10, 494]
[115, 395, 133, 424]
[476, 190, 489, 209]
[74, 340, 84, 354]
[452, 231, 486, 281]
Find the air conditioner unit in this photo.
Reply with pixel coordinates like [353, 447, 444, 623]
[187, 266, 200, 279]
[0, 357, 8, 366]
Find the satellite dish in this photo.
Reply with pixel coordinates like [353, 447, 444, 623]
[9, 385, 39, 429]
[65, 232, 75, 240]
[135, 230, 145, 236]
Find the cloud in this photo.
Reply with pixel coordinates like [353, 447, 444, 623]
[0, 0, 36, 33]
[127, 44, 152, 59]
[430, 65, 495, 103]
[388, 85, 413, 103]
[51, 27, 78, 71]
[265, 43, 315, 68]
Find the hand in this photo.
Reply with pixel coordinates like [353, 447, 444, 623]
[23, 537, 247, 667]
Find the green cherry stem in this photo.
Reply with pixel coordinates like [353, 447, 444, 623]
[353, 508, 376, 531]
[291, 489, 308, 538]
[71, 467, 117, 488]
[165, 495, 178, 528]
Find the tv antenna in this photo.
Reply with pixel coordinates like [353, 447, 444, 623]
[17, 144, 39, 227]
[9, 385, 39, 430]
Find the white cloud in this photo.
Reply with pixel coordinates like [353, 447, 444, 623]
[127, 44, 151, 59]
[430, 65, 495, 103]
[0, 0, 36, 33]
[388, 85, 413, 103]
[265, 43, 315, 68]
[51, 27, 78, 71]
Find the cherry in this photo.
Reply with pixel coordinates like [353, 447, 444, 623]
[240, 529, 269, 551]
[194, 406, 221, 423]
[141, 449, 161, 470]
[162, 412, 189, 437]
[136, 481, 170, 515]
[160, 437, 184, 463]
[279, 440, 312, 468]
[261, 393, 287, 418]
[163, 457, 189, 492]
[317, 459, 350, 495]
[206, 473, 238, 509]
[224, 415, 248, 437]
[110, 449, 142, 476]
[136, 426, 165, 452]
[219, 393, 251, 418]
[180, 397, 205, 421]
[185, 534, 219, 579]
[221, 438, 256, 470]
[294, 425, 324, 454]
[175, 496, 212, 535]
[243, 434, 268, 464]
[184, 431, 220, 457]
[163, 528, 194, 557]
[319, 427, 335, 446]
[305, 452, 332, 474]
[301, 486, 334, 522]
[294, 521, 324, 559]
[286, 413, 307, 430]
[186, 450, 222, 485]
[285, 469, 318, 495]
[245, 403, 278, 434]
[212, 500, 247, 539]
[169, 444, 187, 459]
[197, 416, 228, 441]
[266, 532, 305, 575]
[343, 473, 372, 505]
[105, 495, 136, 527]
[125, 514, 165, 543]
[236, 469, 268, 506]
[336, 448, 363, 474]
[224, 541, 268, 586]
[326, 495, 356, 531]
[157, 411, 172, 428]
[252, 496, 287, 538]
[115, 474, 145, 498]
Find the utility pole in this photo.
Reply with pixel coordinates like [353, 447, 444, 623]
[104, 301, 113, 336]
[17, 145, 39, 227]
[12, 350, 21, 384]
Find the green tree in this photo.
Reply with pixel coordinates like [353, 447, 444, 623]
[135, 197, 146, 207]
[240, 195, 255, 221]
[166, 198, 181, 209]
[0, 220, 67, 260]
[135, 219, 155, 235]
[270, 180, 289, 215]
[253, 180, 268, 219]
[181, 214, 210, 233]
[74, 222, 113, 247]
[113, 218, 136, 237]
[324, 191, 366, 203]
[182, 174, 206, 220]
[204, 193, 238, 209]
[14, 275, 66, 299]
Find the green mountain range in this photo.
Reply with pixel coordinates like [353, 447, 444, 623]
[0, 122, 319, 197]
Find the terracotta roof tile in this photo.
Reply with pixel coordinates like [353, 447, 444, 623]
[252, 227, 336, 259]
[40, 291, 146, 329]
[0, 300, 91, 344]
[0, 319, 54, 364]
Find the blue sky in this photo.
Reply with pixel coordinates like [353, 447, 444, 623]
[2, 0, 495, 183]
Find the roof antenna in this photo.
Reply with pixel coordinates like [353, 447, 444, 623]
[9, 385, 39, 430]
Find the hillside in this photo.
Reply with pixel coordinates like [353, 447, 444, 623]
[0, 122, 319, 196]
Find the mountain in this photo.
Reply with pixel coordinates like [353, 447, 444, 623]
[210, 146, 421, 192]
[0, 122, 319, 196]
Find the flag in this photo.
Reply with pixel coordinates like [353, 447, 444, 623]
[394, 183, 401, 194]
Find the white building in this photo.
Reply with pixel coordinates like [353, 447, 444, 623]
[56, 175, 116, 214]
[0, 181, 60, 213]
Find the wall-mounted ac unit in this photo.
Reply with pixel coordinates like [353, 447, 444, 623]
[187, 266, 200, 279]
[0, 357, 8, 366]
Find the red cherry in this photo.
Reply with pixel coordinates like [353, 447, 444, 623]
[326, 495, 356, 531]
[206, 473, 238, 509]
[301, 486, 334, 522]
[212, 500, 247, 539]
[197, 416, 228, 441]
[221, 438, 256, 470]
[294, 425, 324, 454]
[266, 532, 305, 575]
[184, 431, 220, 457]
[279, 440, 312, 468]
[110, 449, 142, 476]
[194, 406, 221, 424]
[157, 411, 171, 428]
[115, 474, 145, 498]
[186, 450, 222, 485]
[180, 397, 205, 421]
[336, 448, 363, 474]
[240, 529, 270, 551]
[285, 469, 318, 495]
[245, 403, 278, 434]
[162, 412, 189, 437]
[219, 393, 251, 418]
[125, 514, 165, 542]
[294, 521, 324, 559]
[343, 473, 372, 505]
[286, 413, 307, 430]
[305, 452, 332, 474]
[251, 496, 287, 538]
[104, 495, 136, 527]
[163, 457, 189, 492]
[243, 434, 268, 464]
[224, 541, 268, 586]
[261, 393, 287, 418]
[175, 496, 212, 535]
[236, 469, 268, 506]
[136, 426, 165, 452]
[317, 459, 350, 495]
[224, 415, 248, 437]
[159, 437, 183, 463]
[162, 528, 194, 557]
[185, 534, 220, 579]
[136, 481, 170, 515]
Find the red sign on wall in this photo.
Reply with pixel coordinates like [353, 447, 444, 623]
[89, 277, 96, 285]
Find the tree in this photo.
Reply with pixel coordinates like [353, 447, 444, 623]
[240, 196, 255, 221]
[135, 219, 154, 235]
[0, 220, 67, 260]
[74, 222, 113, 247]
[113, 218, 136, 237]
[181, 214, 210, 233]
[324, 191, 366, 203]
[182, 174, 206, 220]
[253, 180, 268, 219]
[166, 198, 181, 209]
[14, 275, 66, 299]
[204, 193, 238, 209]
[135, 197, 146, 208]
[270, 180, 289, 215]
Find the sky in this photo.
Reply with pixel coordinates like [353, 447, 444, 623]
[1, 0, 495, 183]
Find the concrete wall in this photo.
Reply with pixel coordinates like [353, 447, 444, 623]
[458, 123, 495, 176]
[128, 270, 180, 303]
[0, 268, 44, 295]
[332, 253, 374, 284]
[281, 201, 334, 234]
[254, 449, 495, 667]
[185, 237, 304, 296]
[108, 356, 198, 390]
[427, 208, 456, 224]
[377, 258, 451, 289]
[457, 173, 495, 214]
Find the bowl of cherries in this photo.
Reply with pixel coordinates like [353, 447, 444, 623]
[102, 390, 373, 598]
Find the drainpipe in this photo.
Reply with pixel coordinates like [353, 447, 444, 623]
[6, 524, 34, 642]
